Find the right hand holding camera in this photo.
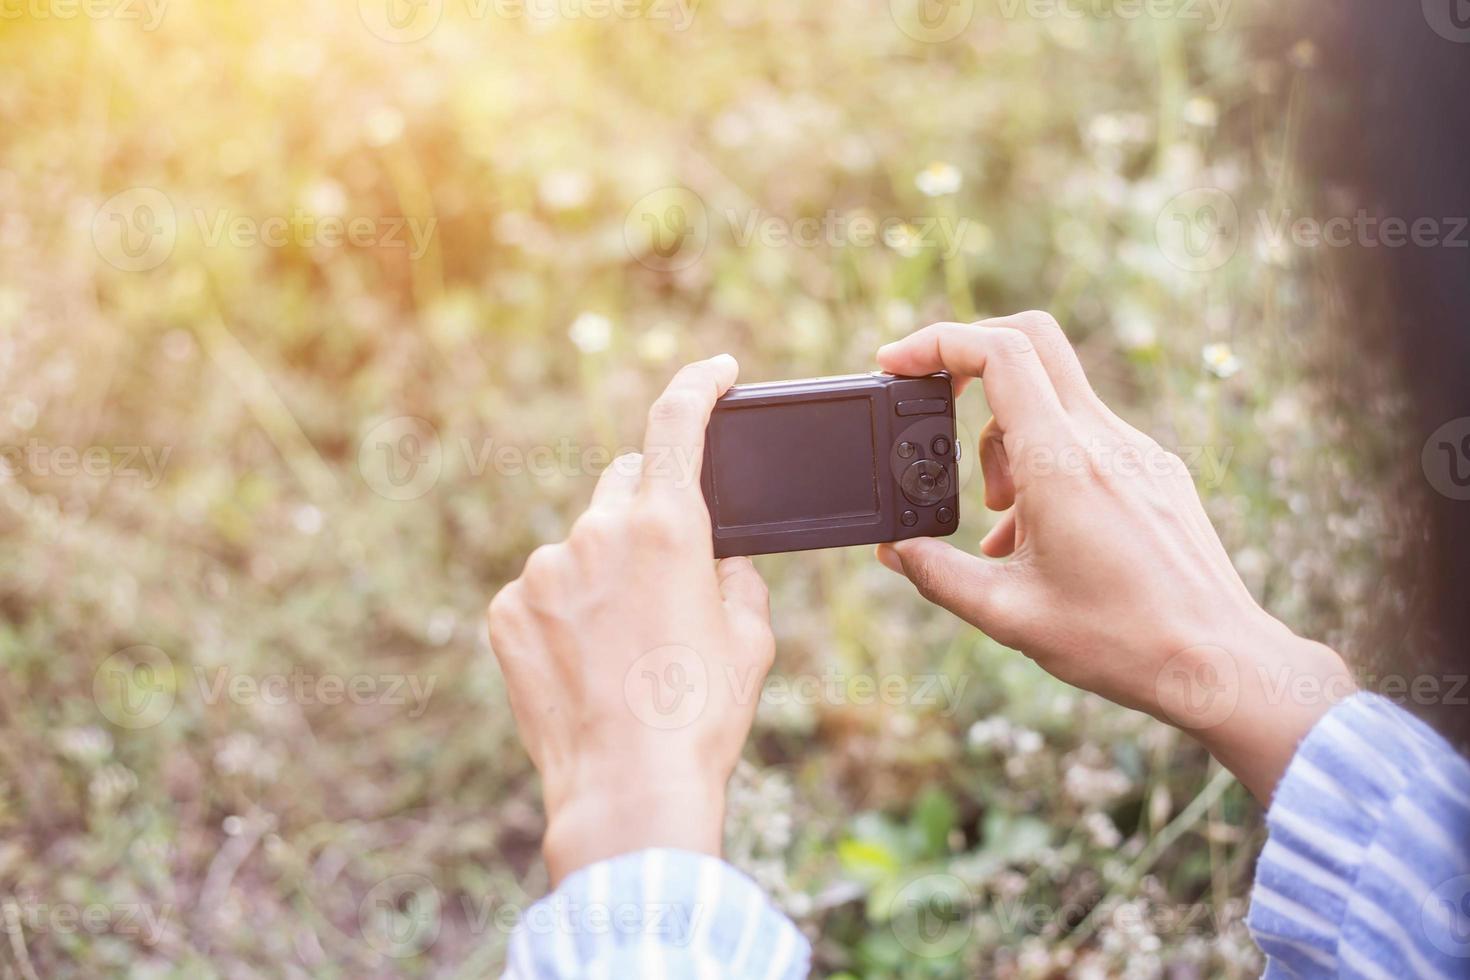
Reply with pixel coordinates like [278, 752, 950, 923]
[875, 312, 1354, 801]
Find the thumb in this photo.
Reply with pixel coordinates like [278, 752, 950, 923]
[876, 538, 1019, 637]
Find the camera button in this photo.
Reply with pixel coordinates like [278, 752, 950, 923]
[898, 440, 917, 459]
[901, 509, 918, 527]
[931, 436, 951, 457]
[895, 398, 949, 417]
[937, 506, 955, 524]
[900, 459, 951, 506]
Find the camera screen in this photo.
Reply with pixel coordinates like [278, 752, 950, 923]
[708, 397, 879, 528]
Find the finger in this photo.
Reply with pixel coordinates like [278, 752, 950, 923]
[980, 510, 1017, 558]
[876, 322, 1066, 438]
[982, 311, 1100, 412]
[589, 452, 642, 512]
[876, 537, 1018, 639]
[640, 354, 740, 498]
[717, 556, 774, 650]
[978, 415, 1015, 511]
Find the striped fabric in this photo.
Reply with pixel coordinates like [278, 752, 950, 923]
[504, 847, 810, 979]
[1248, 693, 1470, 978]
[507, 694, 1468, 978]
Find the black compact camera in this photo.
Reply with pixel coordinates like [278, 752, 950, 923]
[701, 372, 960, 558]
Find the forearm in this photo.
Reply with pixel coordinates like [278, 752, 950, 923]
[1176, 614, 1356, 803]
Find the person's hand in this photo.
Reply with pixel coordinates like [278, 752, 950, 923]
[874, 313, 1354, 801]
[485, 355, 776, 884]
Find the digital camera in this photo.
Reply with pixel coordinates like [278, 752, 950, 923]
[701, 372, 960, 558]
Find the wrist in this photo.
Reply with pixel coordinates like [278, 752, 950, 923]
[542, 775, 727, 885]
[1160, 611, 1354, 803]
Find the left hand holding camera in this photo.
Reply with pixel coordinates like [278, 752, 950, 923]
[485, 355, 777, 884]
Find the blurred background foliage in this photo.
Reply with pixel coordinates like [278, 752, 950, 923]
[0, 0, 1410, 976]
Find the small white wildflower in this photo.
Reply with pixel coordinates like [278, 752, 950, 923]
[56, 726, 113, 763]
[537, 170, 592, 212]
[364, 106, 405, 147]
[569, 312, 613, 354]
[967, 716, 1012, 751]
[915, 161, 962, 197]
[291, 504, 323, 536]
[427, 607, 457, 646]
[10, 397, 36, 430]
[1013, 727, 1043, 754]
[1083, 811, 1122, 849]
[1202, 342, 1241, 379]
[636, 325, 678, 363]
[302, 179, 347, 217]
[1183, 96, 1220, 128]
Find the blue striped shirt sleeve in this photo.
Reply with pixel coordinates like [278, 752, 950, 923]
[1247, 692, 1470, 979]
[503, 848, 811, 979]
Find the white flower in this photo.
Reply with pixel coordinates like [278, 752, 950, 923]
[915, 161, 962, 197]
[1083, 811, 1122, 848]
[569, 312, 613, 354]
[364, 106, 405, 147]
[1183, 96, 1219, 128]
[537, 170, 592, 212]
[1202, 342, 1241, 379]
